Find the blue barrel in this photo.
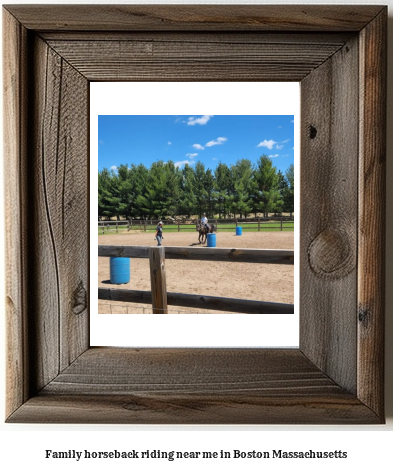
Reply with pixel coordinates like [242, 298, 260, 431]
[110, 257, 130, 284]
[207, 233, 216, 247]
[236, 226, 242, 236]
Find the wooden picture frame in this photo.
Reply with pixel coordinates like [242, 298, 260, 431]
[4, 5, 386, 424]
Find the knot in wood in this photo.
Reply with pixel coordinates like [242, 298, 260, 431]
[73, 281, 87, 315]
[6, 296, 15, 311]
[308, 228, 355, 279]
[358, 307, 370, 326]
[229, 248, 237, 258]
[118, 246, 125, 257]
[309, 125, 317, 139]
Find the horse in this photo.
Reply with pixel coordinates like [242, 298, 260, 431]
[197, 221, 216, 244]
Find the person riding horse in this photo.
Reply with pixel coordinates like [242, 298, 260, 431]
[201, 213, 210, 232]
[197, 215, 215, 244]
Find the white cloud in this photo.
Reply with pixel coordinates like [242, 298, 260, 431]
[110, 165, 118, 171]
[257, 139, 277, 150]
[205, 137, 227, 147]
[192, 143, 204, 150]
[175, 160, 195, 168]
[277, 139, 290, 149]
[187, 115, 213, 126]
[186, 153, 198, 159]
[269, 154, 279, 158]
[212, 157, 217, 161]
[167, 141, 172, 145]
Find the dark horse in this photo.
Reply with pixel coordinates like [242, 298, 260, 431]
[197, 221, 216, 244]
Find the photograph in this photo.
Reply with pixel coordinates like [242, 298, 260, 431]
[97, 114, 295, 316]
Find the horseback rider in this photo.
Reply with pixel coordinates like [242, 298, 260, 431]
[201, 213, 209, 232]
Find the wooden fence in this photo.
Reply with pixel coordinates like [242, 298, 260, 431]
[98, 245, 294, 314]
[98, 217, 294, 234]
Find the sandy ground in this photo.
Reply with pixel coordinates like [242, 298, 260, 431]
[98, 230, 294, 314]
[98, 229, 294, 314]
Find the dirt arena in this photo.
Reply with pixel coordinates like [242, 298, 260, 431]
[98, 230, 294, 314]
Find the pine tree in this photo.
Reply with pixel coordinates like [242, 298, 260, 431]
[283, 164, 294, 215]
[214, 162, 232, 218]
[204, 168, 216, 218]
[254, 155, 283, 217]
[144, 160, 169, 219]
[132, 163, 149, 219]
[98, 168, 111, 220]
[230, 159, 254, 218]
[164, 160, 182, 218]
[178, 163, 197, 217]
[194, 161, 208, 217]
[98, 168, 121, 220]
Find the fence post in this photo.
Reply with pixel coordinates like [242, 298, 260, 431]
[258, 217, 260, 231]
[280, 216, 283, 231]
[149, 247, 168, 314]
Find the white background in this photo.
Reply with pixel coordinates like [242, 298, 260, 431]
[90, 82, 300, 348]
[1, 1, 392, 473]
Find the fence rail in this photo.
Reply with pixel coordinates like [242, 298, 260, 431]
[99, 287, 292, 314]
[98, 217, 294, 233]
[99, 245, 294, 264]
[98, 245, 294, 314]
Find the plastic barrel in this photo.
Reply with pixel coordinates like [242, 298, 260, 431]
[236, 226, 242, 236]
[110, 257, 130, 284]
[207, 233, 216, 247]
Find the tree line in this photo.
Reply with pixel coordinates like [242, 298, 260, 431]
[98, 156, 294, 221]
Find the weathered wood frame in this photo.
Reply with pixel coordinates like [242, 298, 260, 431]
[4, 5, 386, 423]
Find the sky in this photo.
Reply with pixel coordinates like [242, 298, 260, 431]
[98, 114, 295, 175]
